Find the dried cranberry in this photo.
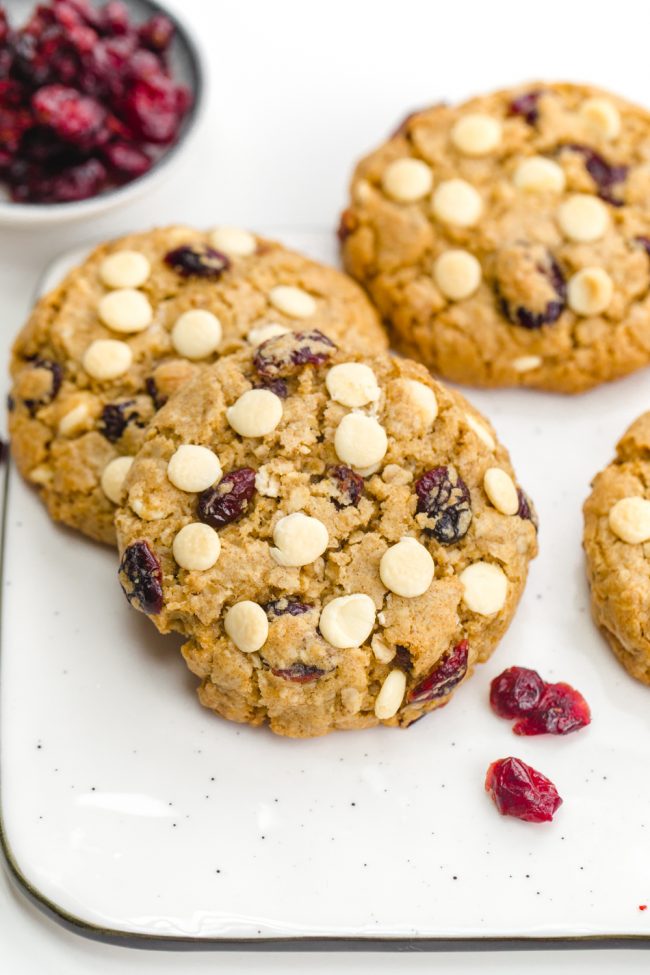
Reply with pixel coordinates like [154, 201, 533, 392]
[145, 376, 165, 410]
[516, 489, 539, 530]
[121, 77, 182, 144]
[253, 329, 336, 380]
[513, 682, 591, 736]
[408, 639, 469, 703]
[490, 666, 591, 736]
[485, 757, 562, 823]
[490, 666, 545, 718]
[270, 662, 325, 683]
[558, 144, 627, 206]
[37, 157, 107, 203]
[139, 14, 175, 52]
[102, 140, 150, 178]
[264, 597, 313, 618]
[98, 401, 141, 443]
[99, 1, 130, 36]
[415, 465, 472, 544]
[23, 357, 63, 415]
[119, 540, 163, 615]
[197, 468, 256, 529]
[253, 377, 288, 399]
[164, 244, 230, 278]
[32, 84, 107, 147]
[508, 90, 542, 125]
[497, 245, 566, 330]
[325, 464, 364, 510]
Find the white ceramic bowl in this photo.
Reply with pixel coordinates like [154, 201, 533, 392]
[0, 0, 205, 227]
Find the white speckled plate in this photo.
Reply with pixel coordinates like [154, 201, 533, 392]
[2, 231, 650, 948]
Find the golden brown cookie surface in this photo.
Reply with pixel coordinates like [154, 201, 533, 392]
[341, 82, 650, 393]
[115, 338, 538, 737]
[9, 226, 386, 544]
[584, 412, 650, 683]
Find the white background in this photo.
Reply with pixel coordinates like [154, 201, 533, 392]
[2, 0, 650, 970]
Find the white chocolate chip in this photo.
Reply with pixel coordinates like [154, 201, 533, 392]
[341, 687, 362, 714]
[557, 194, 609, 242]
[483, 468, 519, 516]
[171, 309, 222, 360]
[167, 444, 222, 493]
[465, 413, 495, 451]
[433, 249, 482, 300]
[319, 593, 376, 649]
[270, 512, 328, 566]
[580, 98, 621, 140]
[100, 455, 133, 505]
[172, 522, 221, 570]
[460, 562, 508, 615]
[224, 601, 268, 653]
[608, 497, 650, 544]
[99, 251, 151, 289]
[379, 537, 434, 598]
[209, 226, 257, 257]
[451, 113, 501, 156]
[58, 401, 90, 436]
[269, 285, 316, 319]
[326, 362, 380, 407]
[334, 413, 387, 471]
[513, 156, 566, 193]
[82, 338, 133, 381]
[432, 179, 482, 227]
[382, 157, 433, 202]
[512, 355, 542, 373]
[129, 493, 170, 521]
[374, 669, 406, 720]
[247, 323, 289, 347]
[567, 267, 613, 316]
[227, 388, 283, 438]
[400, 379, 439, 431]
[98, 288, 153, 333]
[371, 634, 395, 663]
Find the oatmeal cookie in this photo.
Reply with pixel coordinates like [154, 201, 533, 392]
[341, 82, 650, 393]
[584, 412, 650, 683]
[9, 225, 386, 544]
[115, 334, 538, 737]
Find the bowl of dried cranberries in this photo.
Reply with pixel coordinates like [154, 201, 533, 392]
[0, 0, 204, 224]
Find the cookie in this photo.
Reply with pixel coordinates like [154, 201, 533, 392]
[340, 82, 650, 393]
[584, 412, 650, 683]
[9, 226, 387, 545]
[115, 334, 538, 738]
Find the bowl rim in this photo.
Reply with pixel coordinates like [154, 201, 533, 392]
[0, 0, 206, 222]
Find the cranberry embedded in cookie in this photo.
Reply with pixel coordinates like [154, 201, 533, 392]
[341, 82, 650, 393]
[115, 343, 538, 738]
